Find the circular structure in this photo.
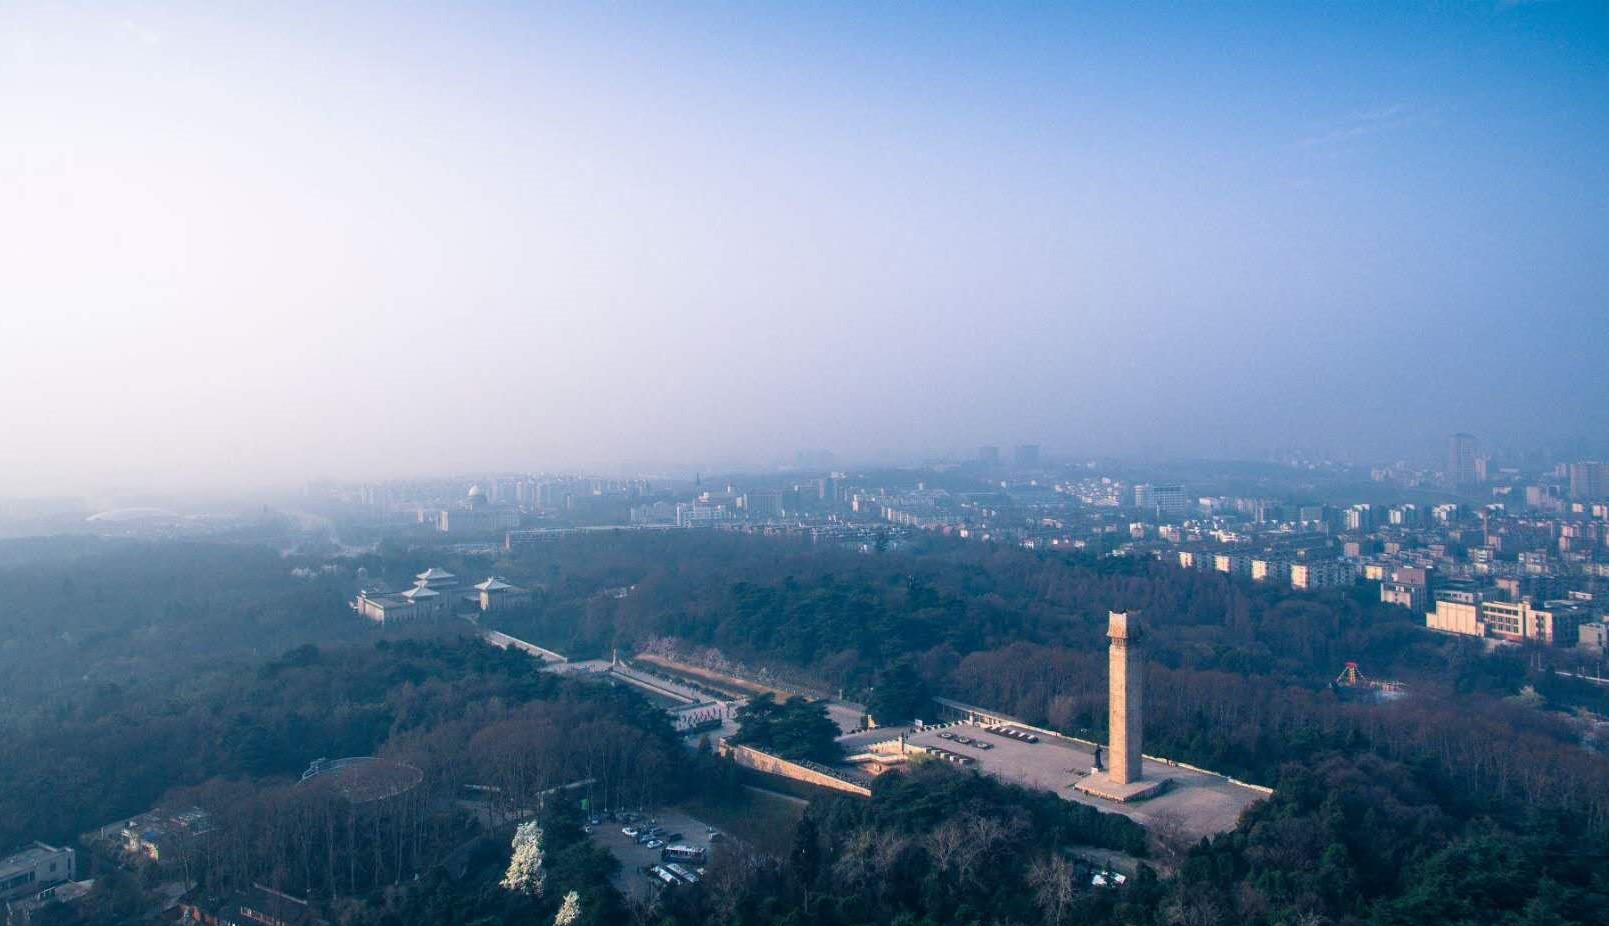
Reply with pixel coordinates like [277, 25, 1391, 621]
[299, 757, 423, 804]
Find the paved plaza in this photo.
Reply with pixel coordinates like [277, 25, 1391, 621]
[879, 723, 1267, 840]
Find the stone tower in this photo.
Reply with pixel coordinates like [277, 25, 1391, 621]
[1107, 610, 1144, 785]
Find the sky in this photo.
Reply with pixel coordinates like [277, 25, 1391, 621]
[1, 2, 1606, 493]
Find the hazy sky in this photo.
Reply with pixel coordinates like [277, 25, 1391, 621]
[2, 2, 1606, 493]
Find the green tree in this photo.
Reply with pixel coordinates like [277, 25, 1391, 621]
[867, 662, 930, 726]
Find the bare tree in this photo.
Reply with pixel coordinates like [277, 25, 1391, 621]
[1026, 854, 1079, 926]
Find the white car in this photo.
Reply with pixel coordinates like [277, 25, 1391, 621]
[622, 826, 640, 837]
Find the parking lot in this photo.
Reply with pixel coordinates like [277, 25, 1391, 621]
[588, 808, 719, 898]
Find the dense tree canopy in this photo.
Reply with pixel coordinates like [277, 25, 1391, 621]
[730, 693, 843, 763]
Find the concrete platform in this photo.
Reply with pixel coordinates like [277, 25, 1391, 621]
[1072, 771, 1169, 802]
[861, 723, 1268, 841]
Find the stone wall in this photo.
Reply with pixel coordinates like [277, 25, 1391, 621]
[722, 743, 872, 797]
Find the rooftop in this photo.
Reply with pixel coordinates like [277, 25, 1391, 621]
[0, 843, 70, 875]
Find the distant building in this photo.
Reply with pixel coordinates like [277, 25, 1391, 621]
[977, 445, 1000, 465]
[437, 485, 519, 535]
[1013, 444, 1040, 467]
[1250, 557, 1289, 584]
[1214, 552, 1251, 577]
[1481, 599, 1587, 647]
[1290, 560, 1350, 590]
[472, 577, 533, 612]
[1148, 484, 1189, 519]
[675, 503, 735, 528]
[1381, 567, 1430, 614]
[1578, 622, 1609, 656]
[0, 843, 75, 903]
[351, 569, 531, 623]
[1570, 462, 1607, 501]
[742, 492, 784, 518]
[1426, 584, 1485, 637]
[352, 568, 460, 624]
[1447, 433, 1478, 487]
[1425, 584, 1586, 646]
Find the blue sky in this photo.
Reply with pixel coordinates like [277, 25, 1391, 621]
[0, 2, 1605, 490]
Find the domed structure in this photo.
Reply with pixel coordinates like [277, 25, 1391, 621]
[467, 484, 484, 498]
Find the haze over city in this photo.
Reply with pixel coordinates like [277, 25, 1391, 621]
[2, 1, 1606, 494]
[11, 6, 1609, 926]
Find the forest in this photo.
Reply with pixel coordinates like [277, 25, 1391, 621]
[9, 531, 1609, 925]
[3, 631, 695, 926]
[479, 531, 1609, 924]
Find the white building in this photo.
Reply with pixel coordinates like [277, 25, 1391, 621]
[1290, 560, 1351, 590]
[1251, 557, 1290, 584]
[354, 568, 533, 623]
[0, 843, 75, 903]
[437, 485, 520, 534]
[353, 568, 462, 623]
[473, 577, 534, 612]
[675, 503, 735, 528]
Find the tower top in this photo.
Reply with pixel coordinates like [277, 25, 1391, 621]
[1108, 610, 1143, 641]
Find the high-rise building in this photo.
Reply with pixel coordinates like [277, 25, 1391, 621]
[1014, 444, 1040, 467]
[977, 445, 1001, 465]
[1447, 433, 1478, 488]
[1134, 483, 1189, 519]
[1569, 462, 1606, 501]
[1151, 484, 1187, 518]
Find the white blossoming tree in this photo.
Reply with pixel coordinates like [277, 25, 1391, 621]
[553, 890, 582, 925]
[500, 821, 547, 896]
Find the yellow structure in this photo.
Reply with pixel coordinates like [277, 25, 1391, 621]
[1108, 611, 1144, 785]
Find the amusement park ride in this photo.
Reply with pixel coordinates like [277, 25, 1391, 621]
[1332, 661, 1408, 701]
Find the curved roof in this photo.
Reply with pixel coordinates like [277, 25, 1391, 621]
[474, 577, 514, 591]
[402, 585, 439, 599]
[416, 567, 455, 580]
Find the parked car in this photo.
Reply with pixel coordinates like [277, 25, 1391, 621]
[646, 839, 665, 850]
[622, 826, 640, 837]
[937, 731, 956, 740]
[971, 741, 993, 750]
